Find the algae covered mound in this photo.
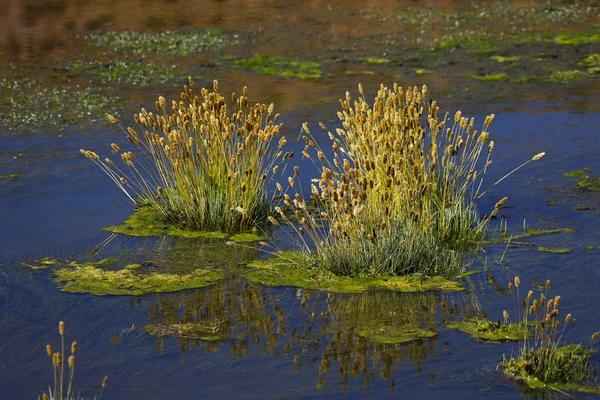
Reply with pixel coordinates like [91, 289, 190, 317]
[234, 55, 321, 79]
[358, 325, 437, 344]
[239, 251, 463, 294]
[563, 168, 600, 192]
[104, 206, 262, 242]
[446, 319, 529, 342]
[54, 260, 224, 296]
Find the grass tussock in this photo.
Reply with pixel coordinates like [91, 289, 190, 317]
[503, 277, 599, 389]
[41, 321, 108, 400]
[82, 78, 290, 233]
[270, 83, 543, 277]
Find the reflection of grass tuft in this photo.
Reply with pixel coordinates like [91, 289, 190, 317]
[235, 55, 321, 79]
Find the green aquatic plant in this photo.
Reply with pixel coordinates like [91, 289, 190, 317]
[446, 318, 529, 342]
[69, 61, 178, 85]
[84, 29, 236, 56]
[468, 73, 509, 82]
[234, 55, 321, 79]
[266, 83, 544, 277]
[0, 78, 112, 131]
[81, 78, 289, 233]
[41, 321, 108, 400]
[502, 277, 600, 393]
[537, 246, 572, 254]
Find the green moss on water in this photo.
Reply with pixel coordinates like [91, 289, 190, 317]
[239, 251, 463, 294]
[234, 55, 321, 79]
[358, 325, 437, 344]
[563, 169, 591, 179]
[84, 29, 236, 56]
[446, 319, 529, 342]
[480, 228, 575, 244]
[145, 322, 221, 340]
[103, 206, 261, 242]
[585, 246, 595, 250]
[577, 178, 600, 192]
[70, 61, 178, 85]
[359, 57, 391, 64]
[437, 37, 497, 54]
[579, 54, 600, 70]
[537, 247, 572, 254]
[415, 68, 431, 75]
[0, 174, 20, 180]
[54, 263, 224, 296]
[491, 55, 521, 63]
[553, 27, 600, 46]
[468, 73, 509, 82]
[0, 78, 113, 131]
[547, 70, 589, 84]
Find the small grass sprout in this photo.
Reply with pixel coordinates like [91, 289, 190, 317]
[41, 321, 108, 400]
[503, 276, 599, 391]
[82, 78, 289, 233]
[270, 83, 543, 277]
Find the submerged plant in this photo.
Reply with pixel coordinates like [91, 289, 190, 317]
[41, 321, 108, 400]
[269, 83, 543, 277]
[81, 78, 290, 233]
[502, 277, 599, 391]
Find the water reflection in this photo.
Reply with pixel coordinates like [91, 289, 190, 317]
[143, 271, 476, 391]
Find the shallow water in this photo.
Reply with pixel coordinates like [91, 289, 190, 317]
[1, 0, 600, 398]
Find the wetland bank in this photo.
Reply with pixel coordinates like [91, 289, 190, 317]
[1, 0, 600, 398]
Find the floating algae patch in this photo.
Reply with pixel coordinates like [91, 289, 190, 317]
[145, 322, 221, 341]
[69, 61, 179, 85]
[54, 261, 224, 296]
[0, 78, 113, 131]
[446, 319, 529, 342]
[234, 55, 321, 79]
[479, 228, 575, 244]
[358, 325, 436, 344]
[467, 73, 509, 82]
[546, 70, 589, 84]
[563, 169, 600, 192]
[579, 54, 600, 73]
[491, 55, 521, 63]
[239, 251, 463, 294]
[537, 246, 572, 254]
[358, 57, 391, 64]
[104, 206, 262, 242]
[84, 29, 237, 56]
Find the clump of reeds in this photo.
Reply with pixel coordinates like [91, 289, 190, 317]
[81, 78, 290, 233]
[271, 83, 544, 276]
[503, 277, 599, 387]
[41, 321, 108, 400]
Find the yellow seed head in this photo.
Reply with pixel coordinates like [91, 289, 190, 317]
[527, 290, 533, 300]
[43, 394, 48, 400]
[592, 332, 599, 342]
[268, 216, 279, 225]
[102, 376, 108, 388]
[553, 296, 560, 308]
[545, 279, 551, 290]
[71, 341, 77, 355]
[508, 282, 514, 293]
[532, 152, 545, 161]
[547, 299, 553, 311]
[108, 114, 118, 124]
[503, 310, 509, 322]
[59, 321, 64, 336]
[46, 345, 53, 357]
[565, 314, 571, 324]
[68, 355, 75, 368]
[514, 276, 520, 288]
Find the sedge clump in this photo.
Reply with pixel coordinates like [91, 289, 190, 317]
[502, 277, 599, 392]
[270, 83, 543, 277]
[82, 78, 290, 233]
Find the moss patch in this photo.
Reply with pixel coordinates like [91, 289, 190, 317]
[70, 61, 178, 85]
[537, 247, 572, 254]
[547, 70, 589, 84]
[234, 55, 321, 79]
[577, 178, 600, 192]
[468, 73, 509, 82]
[491, 55, 521, 63]
[239, 251, 463, 294]
[104, 206, 262, 242]
[479, 228, 575, 244]
[0, 77, 112, 131]
[579, 54, 600, 72]
[358, 325, 437, 344]
[359, 57, 391, 64]
[54, 262, 224, 296]
[84, 29, 236, 56]
[563, 169, 591, 179]
[446, 319, 529, 342]
[145, 322, 221, 341]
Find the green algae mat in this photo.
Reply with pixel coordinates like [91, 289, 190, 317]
[53, 259, 224, 296]
[238, 251, 463, 294]
[446, 319, 530, 342]
[104, 206, 263, 242]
